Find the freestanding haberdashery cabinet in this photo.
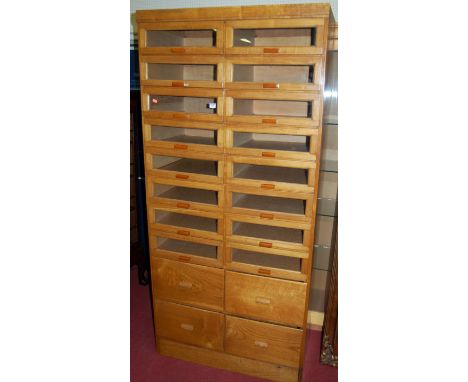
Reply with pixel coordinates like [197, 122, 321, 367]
[136, 4, 333, 381]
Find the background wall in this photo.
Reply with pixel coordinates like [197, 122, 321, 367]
[130, 0, 338, 44]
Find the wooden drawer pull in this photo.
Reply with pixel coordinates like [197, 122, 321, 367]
[263, 48, 279, 53]
[258, 268, 271, 275]
[254, 340, 268, 348]
[177, 230, 190, 236]
[260, 213, 274, 220]
[263, 83, 279, 89]
[255, 296, 271, 305]
[174, 143, 188, 150]
[170, 47, 186, 53]
[176, 174, 189, 179]
[178, 255, 191, 262]
[261, 184, 275, 190]
[172, 81, 188, 87]
[259, 241, 272, 248]
[176, 202, 190, 209]
[178, 280, 193, 289]
[180, 323, 194, 331]
[262, 118, 276, 124]
[173, 113, 188, 120]
[261, 151, 275, 158]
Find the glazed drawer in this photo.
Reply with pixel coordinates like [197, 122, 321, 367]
[225, 56, 322, 91]
[225, 123, 318, 161]
[225, 315, 302, 367]
[155, 300, 224, 351]
[149, 207, 223, 241]
[225, 271, 307, 327]
[147, 176, 224, 213]
[225, 246, 307, 282]
[226, 156, 316, 194]
[151, 229, 223, 268]
[225, 90, 321, 128]
[226, 184, 313, 223]
[143, 118, 223, 155]
[152, 258, 224, 311]
[145, 147, 223, 185]
[141, 87, 223, 123]
[225, 19, 325, 55]
[139, 21, 224, 55]
[226, 215, 310, 257]
[140, 56, 224, 88]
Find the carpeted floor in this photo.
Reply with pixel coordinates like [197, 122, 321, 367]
[131, 266, 338, 382]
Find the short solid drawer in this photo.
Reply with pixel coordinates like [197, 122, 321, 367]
[155, 300, 224, 351]
[225, 315, 302, 367]
[225, 271, 307, 327]
[152, 258, 224, 311]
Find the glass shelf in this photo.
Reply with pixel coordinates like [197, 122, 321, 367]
[313, 244, 332, 271]
[317, 197, 337, 217]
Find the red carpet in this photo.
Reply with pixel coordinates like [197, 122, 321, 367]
[131, 266, 338, 382]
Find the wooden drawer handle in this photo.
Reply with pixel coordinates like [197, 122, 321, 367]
[260, 213, 274, 220]
[261, 151, 275, 158]
[176, 202, 190, 209]
[177, 230, 190, 236]
[172, 81, 188, 87]
[180, 323, 194, 331]
[178, 255, 191, 262]
[178, 280, 193, 289]
[259, 241, 272, 248]
[262, 118, 276, 124]
[254, 340, 268, 348]
[263, 48, 279, 53]
[174, 143, 188, 150]
[170, 47, 186, 53]
[176, 174, 189, 179]
[263, 83, 279, 89]
[261, 184, 275, 190]
[258, 268, 271, 275]
[173, 113, 188, 120]
[255, 296, 271, 305]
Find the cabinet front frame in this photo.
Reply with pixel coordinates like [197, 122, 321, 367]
[140, 55, 224, 88]
[225, 56, 322, 91]
[225, 18, 325, 55]
[142, 86, 224, 123]
[139, 21, 225, 55]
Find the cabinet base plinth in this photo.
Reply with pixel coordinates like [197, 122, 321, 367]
[157, 338, 300, 382]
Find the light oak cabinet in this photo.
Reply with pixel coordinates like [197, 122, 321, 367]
[137, 4, 333, 381]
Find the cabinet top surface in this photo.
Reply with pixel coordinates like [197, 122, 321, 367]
[135, 3, 332, 23]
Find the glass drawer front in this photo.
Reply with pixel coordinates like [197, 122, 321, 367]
[153, 183, 219, 209]
[156, 236, 218, 259]
[149, 95, 218, 114]
[233, 27, 316, 47]
[147, 29, 216, 47]
[233, 99, 311, 118]
[234, 163, 308, 185]
[234, 64, 313, 84]
[148, 63, 217, 81]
